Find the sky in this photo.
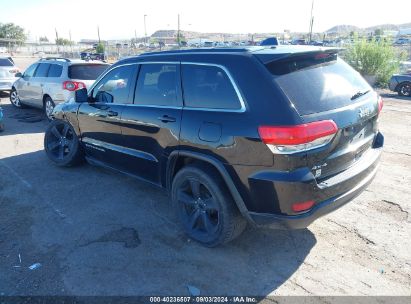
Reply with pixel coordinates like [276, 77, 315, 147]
[0, 0, 410, 41]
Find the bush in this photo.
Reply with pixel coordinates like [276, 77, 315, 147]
[96, 43, 105, 54]
[344, 37, 406, 87]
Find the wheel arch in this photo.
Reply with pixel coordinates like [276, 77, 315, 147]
[166, 150, 254, 225]
[42, 94, 52, 104]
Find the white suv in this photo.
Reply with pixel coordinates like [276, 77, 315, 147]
[10, 58, 110, 119]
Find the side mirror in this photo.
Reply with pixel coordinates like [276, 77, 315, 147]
[15, 72, 23, 78]
[75, 88, 88, 103]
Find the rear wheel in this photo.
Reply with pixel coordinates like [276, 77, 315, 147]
[171, 164, 246, 247]
[44, 119, 84, 167]
[43, 96, 55, 121]
[398, 82, 411, 97]
[10, 88, 25, 108]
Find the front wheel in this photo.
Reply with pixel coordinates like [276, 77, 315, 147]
[10, 88, 25, 108]
[44, 119, 84, 167]
[398, 82, 411, 97]
[171, 164, 246, 247]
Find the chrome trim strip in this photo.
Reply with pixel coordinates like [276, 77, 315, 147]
[122, 104, 182, 109]
[88, 60, 247, 113]
[82, 137, 158, 162]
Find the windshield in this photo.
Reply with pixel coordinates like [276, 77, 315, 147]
[68, 64, 109, 80]
[267, 56, 371, 115]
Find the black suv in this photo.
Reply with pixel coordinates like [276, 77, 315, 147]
[44, 46, 384, 246]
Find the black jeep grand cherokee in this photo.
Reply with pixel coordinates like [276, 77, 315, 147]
[44, 46, 384, 246]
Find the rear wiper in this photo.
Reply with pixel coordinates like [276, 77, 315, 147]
[351, 90, 370, 100]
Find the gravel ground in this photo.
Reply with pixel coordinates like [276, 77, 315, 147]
[0, 57, 410, 296]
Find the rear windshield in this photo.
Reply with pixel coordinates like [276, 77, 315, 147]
[68, 64, 109, 80]
[266, 55, 371, 115]
[0, 58, 13, 66]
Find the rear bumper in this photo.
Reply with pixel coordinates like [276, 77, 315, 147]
[242, 132, 383, 229]
[0, 83, 13, 91]
[249, 162, 379, 229]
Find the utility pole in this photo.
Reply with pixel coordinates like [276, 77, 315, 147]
[97, 26, 101, 44]
[144, 15, 148, 45]
[69, 30, 73, 58]
[308, 0, 315, 43]
[55, 28, 59, 55]
[177, 14, 181, 47]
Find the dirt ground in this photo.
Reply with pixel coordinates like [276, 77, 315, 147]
[0, 57, 410, 296]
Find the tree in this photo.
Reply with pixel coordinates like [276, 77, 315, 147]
[0, 23, 27, 42]
[95, 43, 104, 53]
[39, 36, 49, 43]
[344, 36, 406, 86]
[55, 38, 71, 46]
[374, 28, 383, 37]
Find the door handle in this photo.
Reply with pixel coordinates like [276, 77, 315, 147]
[157, 115, 176, 123]
[107, 110, 118, 117]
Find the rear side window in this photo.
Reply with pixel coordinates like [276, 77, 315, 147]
[134, 64, 179, 106]
[0, 58, 13, 66]
[48, 64, 63, 77]
[181, 64, 241, 110]
[68, 64, 109, 80]
[34, 63, 50, 77]
[267, 56, 371, 115]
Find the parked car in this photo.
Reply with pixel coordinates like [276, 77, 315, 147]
[33, 51, 46, 57]
[0, 57, 20, 93]
[10, 58, 110, 119]
[80, 52, 105, 61]
[44, 47, 384, 246]
[260, 37, 280, 46]
[389, 73, 411, 96]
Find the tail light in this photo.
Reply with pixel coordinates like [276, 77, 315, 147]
[378, 96, 383, 114]
[292, 200, 315, 212]
[258, 120, 338, 154]
[63, 81, 86, 91]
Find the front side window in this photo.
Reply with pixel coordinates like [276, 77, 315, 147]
[134, 64, 179, 106]
[24, 63, 38, 78]
[181, 64, 241, 110]
[48, 64, 63, 77]
[92, 65, 135, 104]
[34, 63, 50, 77]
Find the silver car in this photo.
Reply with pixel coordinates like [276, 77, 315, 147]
[0, 57, 19, 92]
[10, 58, 110, 119]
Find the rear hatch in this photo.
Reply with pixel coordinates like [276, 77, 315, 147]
[68, 63, 109, 88]
[261, 50, 381, 181]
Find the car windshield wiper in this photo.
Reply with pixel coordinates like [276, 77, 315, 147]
[351, 90, 370, 100]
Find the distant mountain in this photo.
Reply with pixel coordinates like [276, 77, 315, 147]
[326, 22, 411, 34]
[326, 25, 361, 34]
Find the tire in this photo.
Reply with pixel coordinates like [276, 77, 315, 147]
[43, 96, 55, 121]
[44, 119, 84, 167]
[10, 88, 25, 108]
[398, 82, 411, 97]
[171, 164, 247, 247]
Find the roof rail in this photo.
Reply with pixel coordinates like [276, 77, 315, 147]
[40, 57, 71, 62]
